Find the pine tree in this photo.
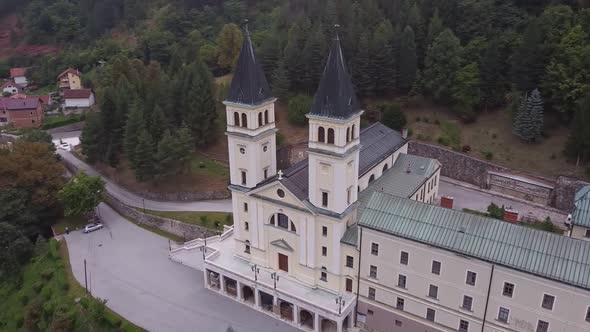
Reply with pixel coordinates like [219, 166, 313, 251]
[259, 35, 282, 78]
[513, 89, 544, 142]
[529, 88, 544, 141]
[80, 113, 104, 164]
[124, 100, 145, 169]
[407, 2, 426, 65]
[216, 23, 243, 71]
[480, 38, 504, 109]
[566, 90, 590, 164]
[371, 20, 396, 96]
[511, 19, 547, 93]
[399, 26, 418, 92]
[301, 23, 327, 94]
[271, 59, 290, 101]
[182, 60, 217, 145]
[134, 129, 155, 182]
[423, 28, 463, 103]
[149, 105, 167, 145]
[176, 124, 194, 173]
[283, 23, 305, 91]
[99, 87, 121, 165]
[154, 130, 177, 180]
[351, 30, 373, 97]
[426, 8, 445, 49]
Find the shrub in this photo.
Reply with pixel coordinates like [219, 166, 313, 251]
[487, 203, 505, 220]
[24, 299, 43, 331]
[32, 281, 43, 292]
[377, 102, 407, 130]
[407, 128, 413, 137]
[41, 285, 53, 300]
[440, 121, 461, 148]
[19, 293, 29, 305]
[462, 145, 471, 153]
[105, 313, 122, 328]
[423, 117, 430, 123]
[41, 269, 54, 281]
[14, 313, 24, 328]
[550, 153, 556, 160]
[49, 239, 58, 260]
[491, 133, 497, 139]
[437, 136, 451, 146]
[483, 150, 494, 160]
[287, 95, 312, 126]
[276, 132, 285, 146]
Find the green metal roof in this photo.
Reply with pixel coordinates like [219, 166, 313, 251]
[341, 224, 358, 246]
[358, 153, 440, 204]
[360, 192, 590, 290]
[573, 185, 590, 228]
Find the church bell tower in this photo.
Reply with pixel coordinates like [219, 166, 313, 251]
[224, 24, 278, 189]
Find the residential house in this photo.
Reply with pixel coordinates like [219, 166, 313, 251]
[64, 89, 95, 108]
[0, 97, 43, 128]
[11, 94, 51, 106]
[9, 68, 28, 86]
[569, 185, 590, 241]
[1, 80, 25, 95]
[57, 68, 82, 90]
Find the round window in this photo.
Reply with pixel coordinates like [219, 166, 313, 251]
[277, 189, 285, 198]
[240, 147, 246, 154]
[263, 146, 268, 152]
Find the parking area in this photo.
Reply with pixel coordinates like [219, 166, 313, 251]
[65, 203, 298, 332]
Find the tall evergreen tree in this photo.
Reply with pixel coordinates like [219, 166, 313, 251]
[423, 28, 463, 103]
[176, 125, 194, 173]
[216, 23, 243, 72]
[426, 8, 445, 49]
[134, 129, 155, 182]
[351, 30, 373, 97]
[513, 89, 544, 142]
[259, 35, 282, 78]
[182, 60, 217, 145]
[301, 23, 327, 94]
[149, 105, 167, 145]
[283, 23, 306, 91]
[511, 19, 547, 93]
[566, 90, 590, 164]
[271, 59, 290, 101]
[480, 38, 505, 109]
[80, 113, 104, 164]
[154, 130, 178, 180]
[399, 26, 418, 92]
[452, 63, 481, 116]
[371, 20, 396, 96]
[124, 100, 145, 169]
[407, 2, 426, 65]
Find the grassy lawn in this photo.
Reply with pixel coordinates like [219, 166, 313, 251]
[143, 210, 233, 232]
[42, 113, 85, 130]
[53, 215, 89, 235]
[189, 153, 230, 178]
[0, 239, 144, 331]
[404, 105, 587, 180]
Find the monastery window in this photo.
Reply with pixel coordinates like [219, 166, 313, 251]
[322, 191, 329, 208]
[462, 295, 473, 311]
[277, 189, 285, 198]
[258, 112, 263, 127]
[346, 255, 353, 268]
[277, 213, 289, 229]
[459, 320, 469, 332]
[351, 124, 356, 140]
[371, 243, 379, 256]
[586, 307, 590, 322]
[263, 168, 268, 179]
[428, 284, 438, 299]
[502, 282, 514, 297]
[368, 287, 375, 300]
[426, 308, 435, 321]
[541, 294, 555, 310]
[318, 127, 325, 143]
[320, 267, 328, 281]
[346, 127, 350, 143]
[398, 274, 406, 288]
[322, 226, 328, 237]
[400, 251, 409, 265]
[383, 164, 389, 172]
[369, 265, 377, 279]
[498, 307, 509, 323]
[241, 171, 247, 186]
[347, 187, 352, 205]
[244, 241, 251, 254]
[290, 221, 296, 232]
[536, 320, 549, 332]
[466, 271, 477, 286]
[346, 278, 353, 292]
[234, 112, 240, 126]
[369, 174, 375, 183]
[327, 128, 335, 144]
[322, 246, 327, 256]
[244, 202, 248, 212]
[585, 229, 590, 238]
[241, 113, 248, 128]
[244, 222, 249, 231]
[264, 110, 269, 124]
[396, 297, 404, 310]
[431, 260, 441, 275]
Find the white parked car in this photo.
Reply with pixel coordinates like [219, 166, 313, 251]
[83, 223, 104, 233]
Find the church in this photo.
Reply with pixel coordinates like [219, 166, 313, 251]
[171, 25, 590, 332]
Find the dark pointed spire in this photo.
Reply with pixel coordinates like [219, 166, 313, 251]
[309, 24, 361, 120]
[225, 19, 274, 106]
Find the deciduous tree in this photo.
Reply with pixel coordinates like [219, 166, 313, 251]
[58, 171, 105, 217]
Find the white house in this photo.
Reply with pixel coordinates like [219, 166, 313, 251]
[63, 89, 95, 108]
[1, 80, 24, 95]
[9, 68, 28, 86]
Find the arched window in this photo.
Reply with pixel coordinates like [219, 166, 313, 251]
[351, 124, 356, 140]
[270, 213, 296, 232]
[369, 174, 375, 183]
[234, 112, 240, 127]
[327, 128, 335, 144]
[270, 215, 275, 226]
[318, 127, 325, 143]
[258, 112, 263, 127]
[383, 164, 389, 172]
[290, 221, 297, 233]
[277, 213, 289, 229]
[245, 240, 251, 254]
[264, 110, 269, 124]
[346, 127, 350, 143]
[241, 113, 248, 128]
[320, 266, 328, 281]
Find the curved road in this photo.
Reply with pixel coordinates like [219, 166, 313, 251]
[53, 131, 232, 213]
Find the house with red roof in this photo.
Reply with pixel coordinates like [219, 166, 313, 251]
[10, 94, 51, 106]
[57, 68, 82, 90]
[64, 89, 95, 108]
[9, 68, 28, 86]
[0, 97, 43, 128]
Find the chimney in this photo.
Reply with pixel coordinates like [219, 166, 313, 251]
[402, 127, 408, 139]
[503, 209, 519, 223]
[440, 196, 454, 209]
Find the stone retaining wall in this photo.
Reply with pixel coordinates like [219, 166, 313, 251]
[104, 192, 219, 241]
[47, 121, 85, 134]
[552, 176, 590, 211]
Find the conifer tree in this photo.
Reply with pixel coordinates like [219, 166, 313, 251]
[124, 100, 145, 168]
[423, 28, 462, 103]
[80, 113, 104, 164]
[154, 130, 177, 180]
[480, 38, 504, 109]
[371, 20, 396, 96]
[134, 129, 155, 182]
[407, 2, 426, 65]
[283, 23, 305, 91]
[399, 26, 418, 92]
[513, 89, 544, 142]
[566, 90, 590, 164]
[271, 59, 290, 101]
[149, 105, 167, 145]
[182, 60, 217, 145]
[426, 8, 445, 49]
[301, 23, 327, 94]
[176, 124, 194, 173]
[351, 30, 373, 97]
[511, 19, 547, 93]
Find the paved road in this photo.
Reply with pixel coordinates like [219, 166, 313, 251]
[65, 203, 298, 332]
[55, 146, 232, 213]
[439, 178, 568, 224]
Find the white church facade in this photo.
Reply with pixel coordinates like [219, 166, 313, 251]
[171, 26, 590, 332]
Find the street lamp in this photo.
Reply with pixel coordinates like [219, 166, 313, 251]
[251, 264, 260, 282]
[200, 236, 208, 260]
[271, 272, 279, 289]
[336, 295, 345, 315]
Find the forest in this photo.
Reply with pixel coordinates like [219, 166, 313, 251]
[3, 0, 590, 180]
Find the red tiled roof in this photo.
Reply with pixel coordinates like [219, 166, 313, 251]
[1, 80, 24, 89]
[9, 94, 48, 104]
[63, 88, 93, 99]
[0, 97, 39, 110]
[10, 68, 27, 78]
[57, 68, 82, 80]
